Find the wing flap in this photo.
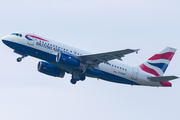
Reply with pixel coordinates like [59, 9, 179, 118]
[148, 76, 179, 82]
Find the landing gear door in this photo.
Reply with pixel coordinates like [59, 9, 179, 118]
[131, 68, 139, 80]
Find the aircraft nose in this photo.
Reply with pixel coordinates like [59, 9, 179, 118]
[2, 35, 8, 44]
[2, 35, 9, 41]
[1, 35, 13, 47]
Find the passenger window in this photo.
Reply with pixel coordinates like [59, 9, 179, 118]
[117, 66, 119, 68]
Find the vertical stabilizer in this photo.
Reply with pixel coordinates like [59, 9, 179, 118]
[139, 47, 176, 76]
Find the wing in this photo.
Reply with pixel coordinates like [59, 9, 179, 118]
[78, 49, 139, 69]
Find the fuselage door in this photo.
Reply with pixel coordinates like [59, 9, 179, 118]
[131, 67, 139, 80]
[26, 34, 34, 46]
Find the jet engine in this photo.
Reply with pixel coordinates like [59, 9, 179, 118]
[38, 61, 65, 78]
[56, 53, 83, 68]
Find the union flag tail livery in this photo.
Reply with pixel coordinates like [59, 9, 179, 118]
[2, 32, 179, 87]
[139, 47, 176, 76]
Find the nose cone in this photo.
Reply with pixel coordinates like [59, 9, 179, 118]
[2, 35, 10, 43]
[2, 35, 9, 40]
[2, 35, 7, 44]
[160, 81, 172, 87]
[1, 35, 14, 48]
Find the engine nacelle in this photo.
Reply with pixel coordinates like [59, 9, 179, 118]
[38, 61, 65, 78]
[56, 53, 83, 68]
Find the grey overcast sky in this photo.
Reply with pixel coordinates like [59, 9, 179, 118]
[0, 0, 180, 120]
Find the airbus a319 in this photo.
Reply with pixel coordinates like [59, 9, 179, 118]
[2, 32, 179, 87]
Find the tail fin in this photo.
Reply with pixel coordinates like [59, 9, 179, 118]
[139, 47, 176, 76]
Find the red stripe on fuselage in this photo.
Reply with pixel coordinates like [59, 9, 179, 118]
[139, 64, 160, 76]
[148, 52, 174, 61]
[27, 35, 49, 42]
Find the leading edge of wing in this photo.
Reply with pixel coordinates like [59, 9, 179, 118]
[78, 48, 140, 65]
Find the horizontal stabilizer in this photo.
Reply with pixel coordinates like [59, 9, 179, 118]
[148, 76, 179, 82]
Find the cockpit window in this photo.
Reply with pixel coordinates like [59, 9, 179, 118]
[11, 33, 16, 35]
[11, 33, 22, 37]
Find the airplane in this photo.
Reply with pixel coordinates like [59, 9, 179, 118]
[1, 32, 179, 87]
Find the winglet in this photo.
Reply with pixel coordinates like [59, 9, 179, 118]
[134, 49, 140, 54]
